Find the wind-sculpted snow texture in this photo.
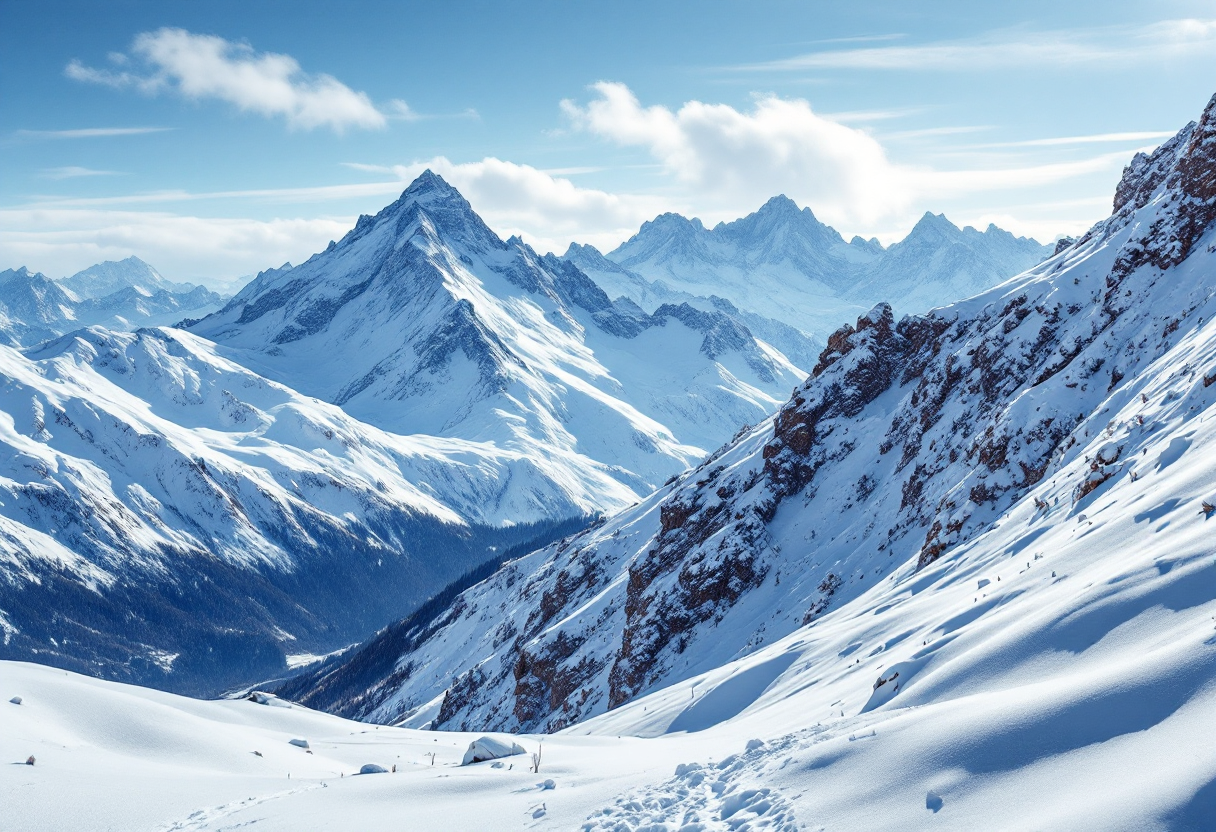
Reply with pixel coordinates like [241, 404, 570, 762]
[568, 195, 1050, 346]
[292, 94, 1216, 741]
[0, 325, 597, 693]
[191, 172, 804, 506]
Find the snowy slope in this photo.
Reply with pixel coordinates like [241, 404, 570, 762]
[287, 92, 1216, 751]
[190, 173, 805, 502]
[0, 325, 604, 694]
[5, 470, 1214, 832]
[0, 268, 77, 345]
[584, 197, 1049, 340]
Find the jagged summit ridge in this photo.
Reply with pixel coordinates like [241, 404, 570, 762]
[190, 171, 806, 515]
[341, 171, 504, 254]
[573, 196, 1051, 346]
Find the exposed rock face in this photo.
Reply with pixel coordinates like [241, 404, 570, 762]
[281, 96, 1216, 734]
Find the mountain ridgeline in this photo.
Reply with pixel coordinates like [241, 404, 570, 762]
[279, 93, 1216, 734]
[564, 196, 1051, 362]
[0, 257, 224, 347]
[3, 166, 1059, 698]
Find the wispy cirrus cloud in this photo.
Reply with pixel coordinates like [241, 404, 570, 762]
[735, 18, 1216, 72]
[15, 126, 173, 139]
[967, 131, 1177, 149]
[66, 28, 394, 132]
[40, 167, 124, 180]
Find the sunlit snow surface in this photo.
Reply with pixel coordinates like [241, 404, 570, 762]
[4, 450, 1214, 832]
[6, 369, 1216, 825]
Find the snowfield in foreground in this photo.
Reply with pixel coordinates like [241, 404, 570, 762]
[4, 478, 1215, 832]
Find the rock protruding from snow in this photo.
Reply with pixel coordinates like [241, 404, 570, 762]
[460, 736, 526, 766]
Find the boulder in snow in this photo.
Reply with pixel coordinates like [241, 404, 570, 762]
[9, 696, 21, 705]
[288, 738, 309, 749]
[359, 763, 388, 775]
[246, 691, 290, 708]
[461, 736, 526, 766]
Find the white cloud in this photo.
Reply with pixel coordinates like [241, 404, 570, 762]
[559, 82, 1150, 233]
[7, 78, 1162, 282]
[347, 157, 672, 254]
[910, 149, 1143, 195]
[0, 160, 670, 281]
[0, 207, 351, 284]
[40, 167, 123, 180]
[560, 81, 911, 227]
[15, 127, 173, 139]
[967, 131, 1176, 149]
[67, 28, 387, 132]
[736, 18, 1216, 72]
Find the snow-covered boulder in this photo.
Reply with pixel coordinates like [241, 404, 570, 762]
[288, 738, 309, 749]
[359, 764, 388, 775]
[460, 736, 526, 766]
[246, 692, 290, 708]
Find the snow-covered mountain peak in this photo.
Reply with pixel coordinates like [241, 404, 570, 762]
[715, 193, 840, 249]
[597, 195, 1050, 342]
[903, 211, 960, 243]
[0, 266, 77, 328]
[336, 169, 504, 258]
[190, 176, 806, 514]
[283, 91, 1216, 743]
[60, 255, 191, 299]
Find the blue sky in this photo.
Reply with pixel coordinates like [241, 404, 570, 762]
[3, 0, 1216, 284]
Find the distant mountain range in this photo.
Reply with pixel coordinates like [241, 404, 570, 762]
[0, 174, 1052, 696]
[59, 255, 200, 299]
[0, 257, 224, 347]
[565, 198, 1051, 357]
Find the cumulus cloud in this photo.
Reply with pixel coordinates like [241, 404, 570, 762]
[561, 82, 912, 227]
[66, 28, 387, 132]
[345, 157, 672, 253]
[560, 82, 1147, 232]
